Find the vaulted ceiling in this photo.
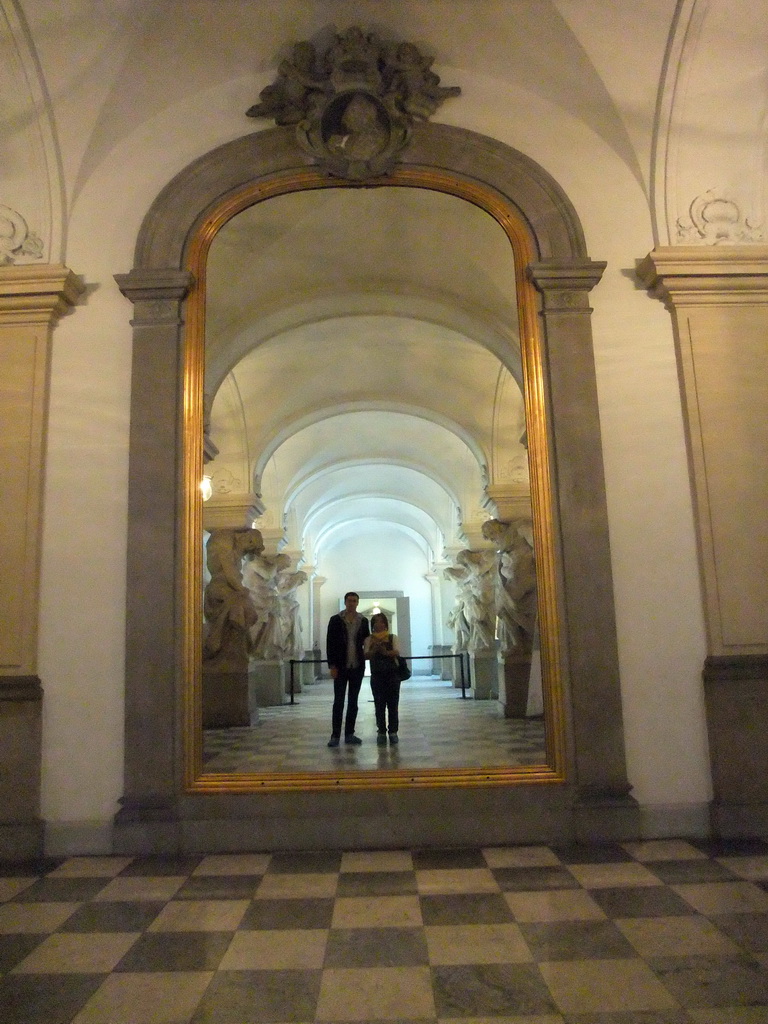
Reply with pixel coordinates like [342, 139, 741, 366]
[204, 186, 528, 563]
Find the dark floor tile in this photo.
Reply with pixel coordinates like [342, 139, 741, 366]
[552, 843, 634, 864]
[118, 855, 203, 876]
[711, 912, 768, 954]
[265, 851, 341, 874]
[0, 933, 45, 973]
[590, 885, 696, 919]
[115, 930, 233, 971]
[337, 870, 418, 896]
[689, 838, 768, 857]
[432, 962, 557, 1017]
[412, 848, 486, 870]
[0, 859, 64, 878]
[324, 926, 428, 967]
[420, 892, 514, 925]
[492, 865, 581, 891]
[519, 919, 638, 961]
[173, 875, 261, 900]
[0, 972, 104, 1024]
[649, 952, 768, 1007]
[13, 877, 109, 902]
[645, 858, 740, 884]
[190, 967, 321, 1023]
[57, 899, 165, 933]
[238, 896, 335, 929]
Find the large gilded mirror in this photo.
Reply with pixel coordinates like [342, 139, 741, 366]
[183, 172, 565, 791]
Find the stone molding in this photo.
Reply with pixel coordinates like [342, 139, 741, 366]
[637, 246, 768, 305]
[0, 264, 84, 325]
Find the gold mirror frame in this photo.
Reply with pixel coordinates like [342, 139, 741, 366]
[181, 168, 566, 792]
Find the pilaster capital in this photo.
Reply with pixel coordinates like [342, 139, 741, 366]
[527, 259, 606, 312]
[114, 268, 194, 303]
[485, 484, 532, 522]
[0, 264, 84, 325]
[637, 246, 768, 307]
[202, 493, 262, 531]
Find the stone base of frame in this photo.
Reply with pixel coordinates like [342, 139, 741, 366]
[0, 820, 45, 860]
[112, 785, 642, 855]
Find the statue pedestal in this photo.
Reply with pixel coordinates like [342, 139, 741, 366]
[499, 653, 533, 718]
[202, 668, 251, 728]
[469, 652, 498, 700]
[249, 661, 286, 712]
[300, 655, 315, 687]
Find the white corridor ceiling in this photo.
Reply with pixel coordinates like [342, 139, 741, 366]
[205, 185, 528, 563]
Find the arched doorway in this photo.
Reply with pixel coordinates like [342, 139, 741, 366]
[115, 122, 637, 851]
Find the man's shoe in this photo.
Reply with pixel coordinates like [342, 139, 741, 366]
[327, 736, 340, 747]
[389, 733, 399, 744]
[377, 732, 387, 745]
[344, 734, 362, 745]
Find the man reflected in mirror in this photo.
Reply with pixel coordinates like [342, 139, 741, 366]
[326, 591, 370, 747]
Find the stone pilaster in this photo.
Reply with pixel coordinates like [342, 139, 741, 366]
[0, 265, 85, 858]
[529, 260, 635, 818]
[113, 268, 193, 842]
[638, 247, 768, 835]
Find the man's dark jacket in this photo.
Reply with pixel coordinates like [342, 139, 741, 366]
[326, 613, 370, 671]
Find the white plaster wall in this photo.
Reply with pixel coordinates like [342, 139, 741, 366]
[28, 0, 726, 843]
[320, 527, 433, 663]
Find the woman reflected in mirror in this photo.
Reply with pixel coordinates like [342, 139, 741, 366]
[364, 612, 402, 745]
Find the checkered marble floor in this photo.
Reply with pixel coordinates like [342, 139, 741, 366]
[2, 839, 768, 1022]
[204, 678, 546, 773]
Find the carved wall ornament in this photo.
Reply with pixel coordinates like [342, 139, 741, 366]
[246, 28, 460, 180]
[677, 191, 763, 244]
[0, 205, 43, 264]
[209, 468, 242, 494]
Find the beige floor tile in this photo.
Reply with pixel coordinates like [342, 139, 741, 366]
[332, 894, 423, 928]
[425, 922, 532, 964]
[567, 862, 661, 889]
[504, 889, 606, 923]
[616, 914, 743, 958]
[192, 853, 271, 875]
[673, 880, 768, 915]
[416, 867, 500, 894]
[716, 855, 768, 880]
[0, 877, 37, 902]
[316, 965, 435, 1020]
[539, 957, 679, 1014]
[219, 928, 327, 969]
[687, 1009, 768, 1022]
[147, 898, 249, 931]
[93, 875, 186, 902]
[48, 857, 134, 878]
[622, 840, 707, 861]
[13, 931, 140, 973]
[482, 846, 562, 868]
[341, 850, 414, 873]
[71, 971, 213, 1024]
[255, 871, 337, 899]
[0, 901, 79, 933]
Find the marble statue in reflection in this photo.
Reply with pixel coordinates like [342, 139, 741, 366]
[203, 527, 263, 665]
[243, 552, 291, 660]
[276, 567, 309, 661]
[202, 527, 263, 728]
[482, 519, 537, 656]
